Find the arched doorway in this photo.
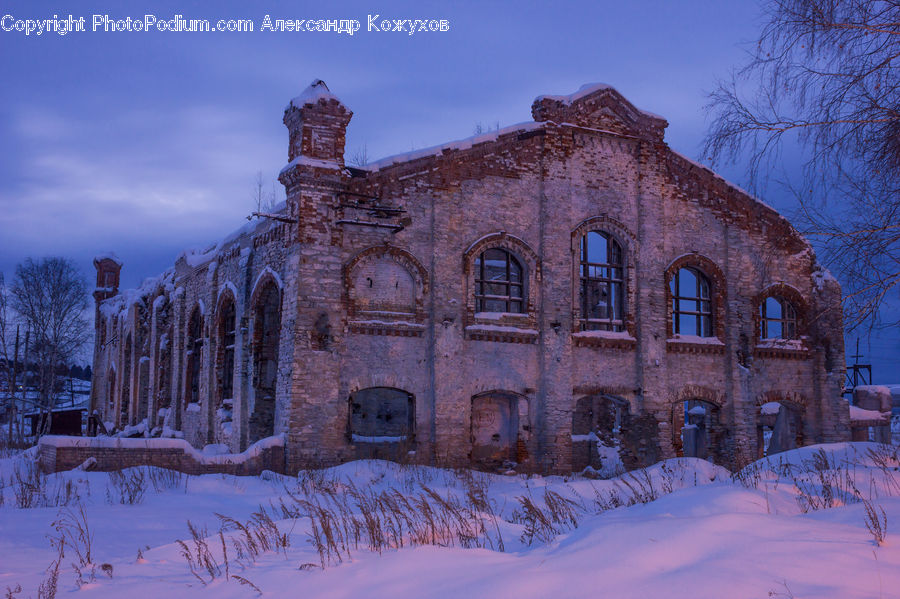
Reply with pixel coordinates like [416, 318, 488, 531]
[672, 399, 722, 461]
[215, 294, 237, 436]
[471, 392, 522, 469]
[571, 394, 629, 475]
[757, 401, 804, 457]
[120, 333, 132, 427]
[184, 307, 203, 408]
[249, 280, 281, 442]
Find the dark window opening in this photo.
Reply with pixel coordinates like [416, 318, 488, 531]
[218, 299, 237, 404]
[185, 308, 203, 407]
[120, 334, 132, 427]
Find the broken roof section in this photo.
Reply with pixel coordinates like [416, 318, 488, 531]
[532, 82, 668, 142]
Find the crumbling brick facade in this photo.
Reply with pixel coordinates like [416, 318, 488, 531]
[90, 80, 849, 474]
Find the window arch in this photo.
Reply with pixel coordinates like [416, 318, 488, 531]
[474, 248, 524, 313]
[344, 245, 428, 321]
[579, 231, 625, 331]
[759, 296, 798, 340]
[670, 267, 713, 337]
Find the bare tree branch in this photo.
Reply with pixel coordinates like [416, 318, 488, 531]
[704, 0, 900, 329]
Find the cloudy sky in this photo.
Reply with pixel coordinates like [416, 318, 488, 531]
[1, 0, 896, 379]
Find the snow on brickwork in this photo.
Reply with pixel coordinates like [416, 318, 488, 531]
[364, 121, 544, 171]
[39, 433, 285, 465]
[285, 79, 344, 112]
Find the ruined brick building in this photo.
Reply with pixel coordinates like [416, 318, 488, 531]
[89, 80, 849, 474]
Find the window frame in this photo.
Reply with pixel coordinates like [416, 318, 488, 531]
[474, 248, 526, 314]
[759, 296, 798, 340]
[670, 267, 713, 337]
[579, 231, 625, 331]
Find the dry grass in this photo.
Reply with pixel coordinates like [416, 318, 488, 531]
[10, 461, 83, 509]
[50, 505, 95, 587]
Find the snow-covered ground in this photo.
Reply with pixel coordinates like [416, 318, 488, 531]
[1, 443, 899, 598]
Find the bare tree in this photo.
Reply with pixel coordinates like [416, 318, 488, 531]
[0, 273, 14, 443]
[703, 0, 900, 328]
[348, 144, 369, 168]
[10, 258, 89, 433]
[252, 171, 277, 213]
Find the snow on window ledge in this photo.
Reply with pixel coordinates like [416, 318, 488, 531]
[755, 338, 807, 350]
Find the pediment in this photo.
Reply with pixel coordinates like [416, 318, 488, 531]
[531, 84, 667, 142]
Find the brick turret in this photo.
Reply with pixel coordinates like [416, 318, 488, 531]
[281, 79, 352, 167]
[92, 253, 122, 304]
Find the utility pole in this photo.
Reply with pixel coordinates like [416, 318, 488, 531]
[845, 338, 873, 400]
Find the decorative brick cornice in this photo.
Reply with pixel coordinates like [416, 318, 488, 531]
[752, 345, 810, 360]
[348, 321, 425, 337]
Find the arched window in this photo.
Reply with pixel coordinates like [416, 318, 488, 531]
[579, 231, 624, 331]
[759, 296, 797, 340]
[474, 248, 524, 313]
[216, 296, 237, 407]
[121, 333, 132, 427]
[185, 307, 203, 406]
[670, 267, 712, 337]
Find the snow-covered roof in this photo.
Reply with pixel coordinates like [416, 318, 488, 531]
[93, 252, 123, 267]
[176, 200, 286, 268]
[534, 82, 665, 120]
[285, 79, 344, 112]
[364, 121, 545, 171]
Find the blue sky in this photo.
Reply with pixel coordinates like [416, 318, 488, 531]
[1, 0, 897, 379]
